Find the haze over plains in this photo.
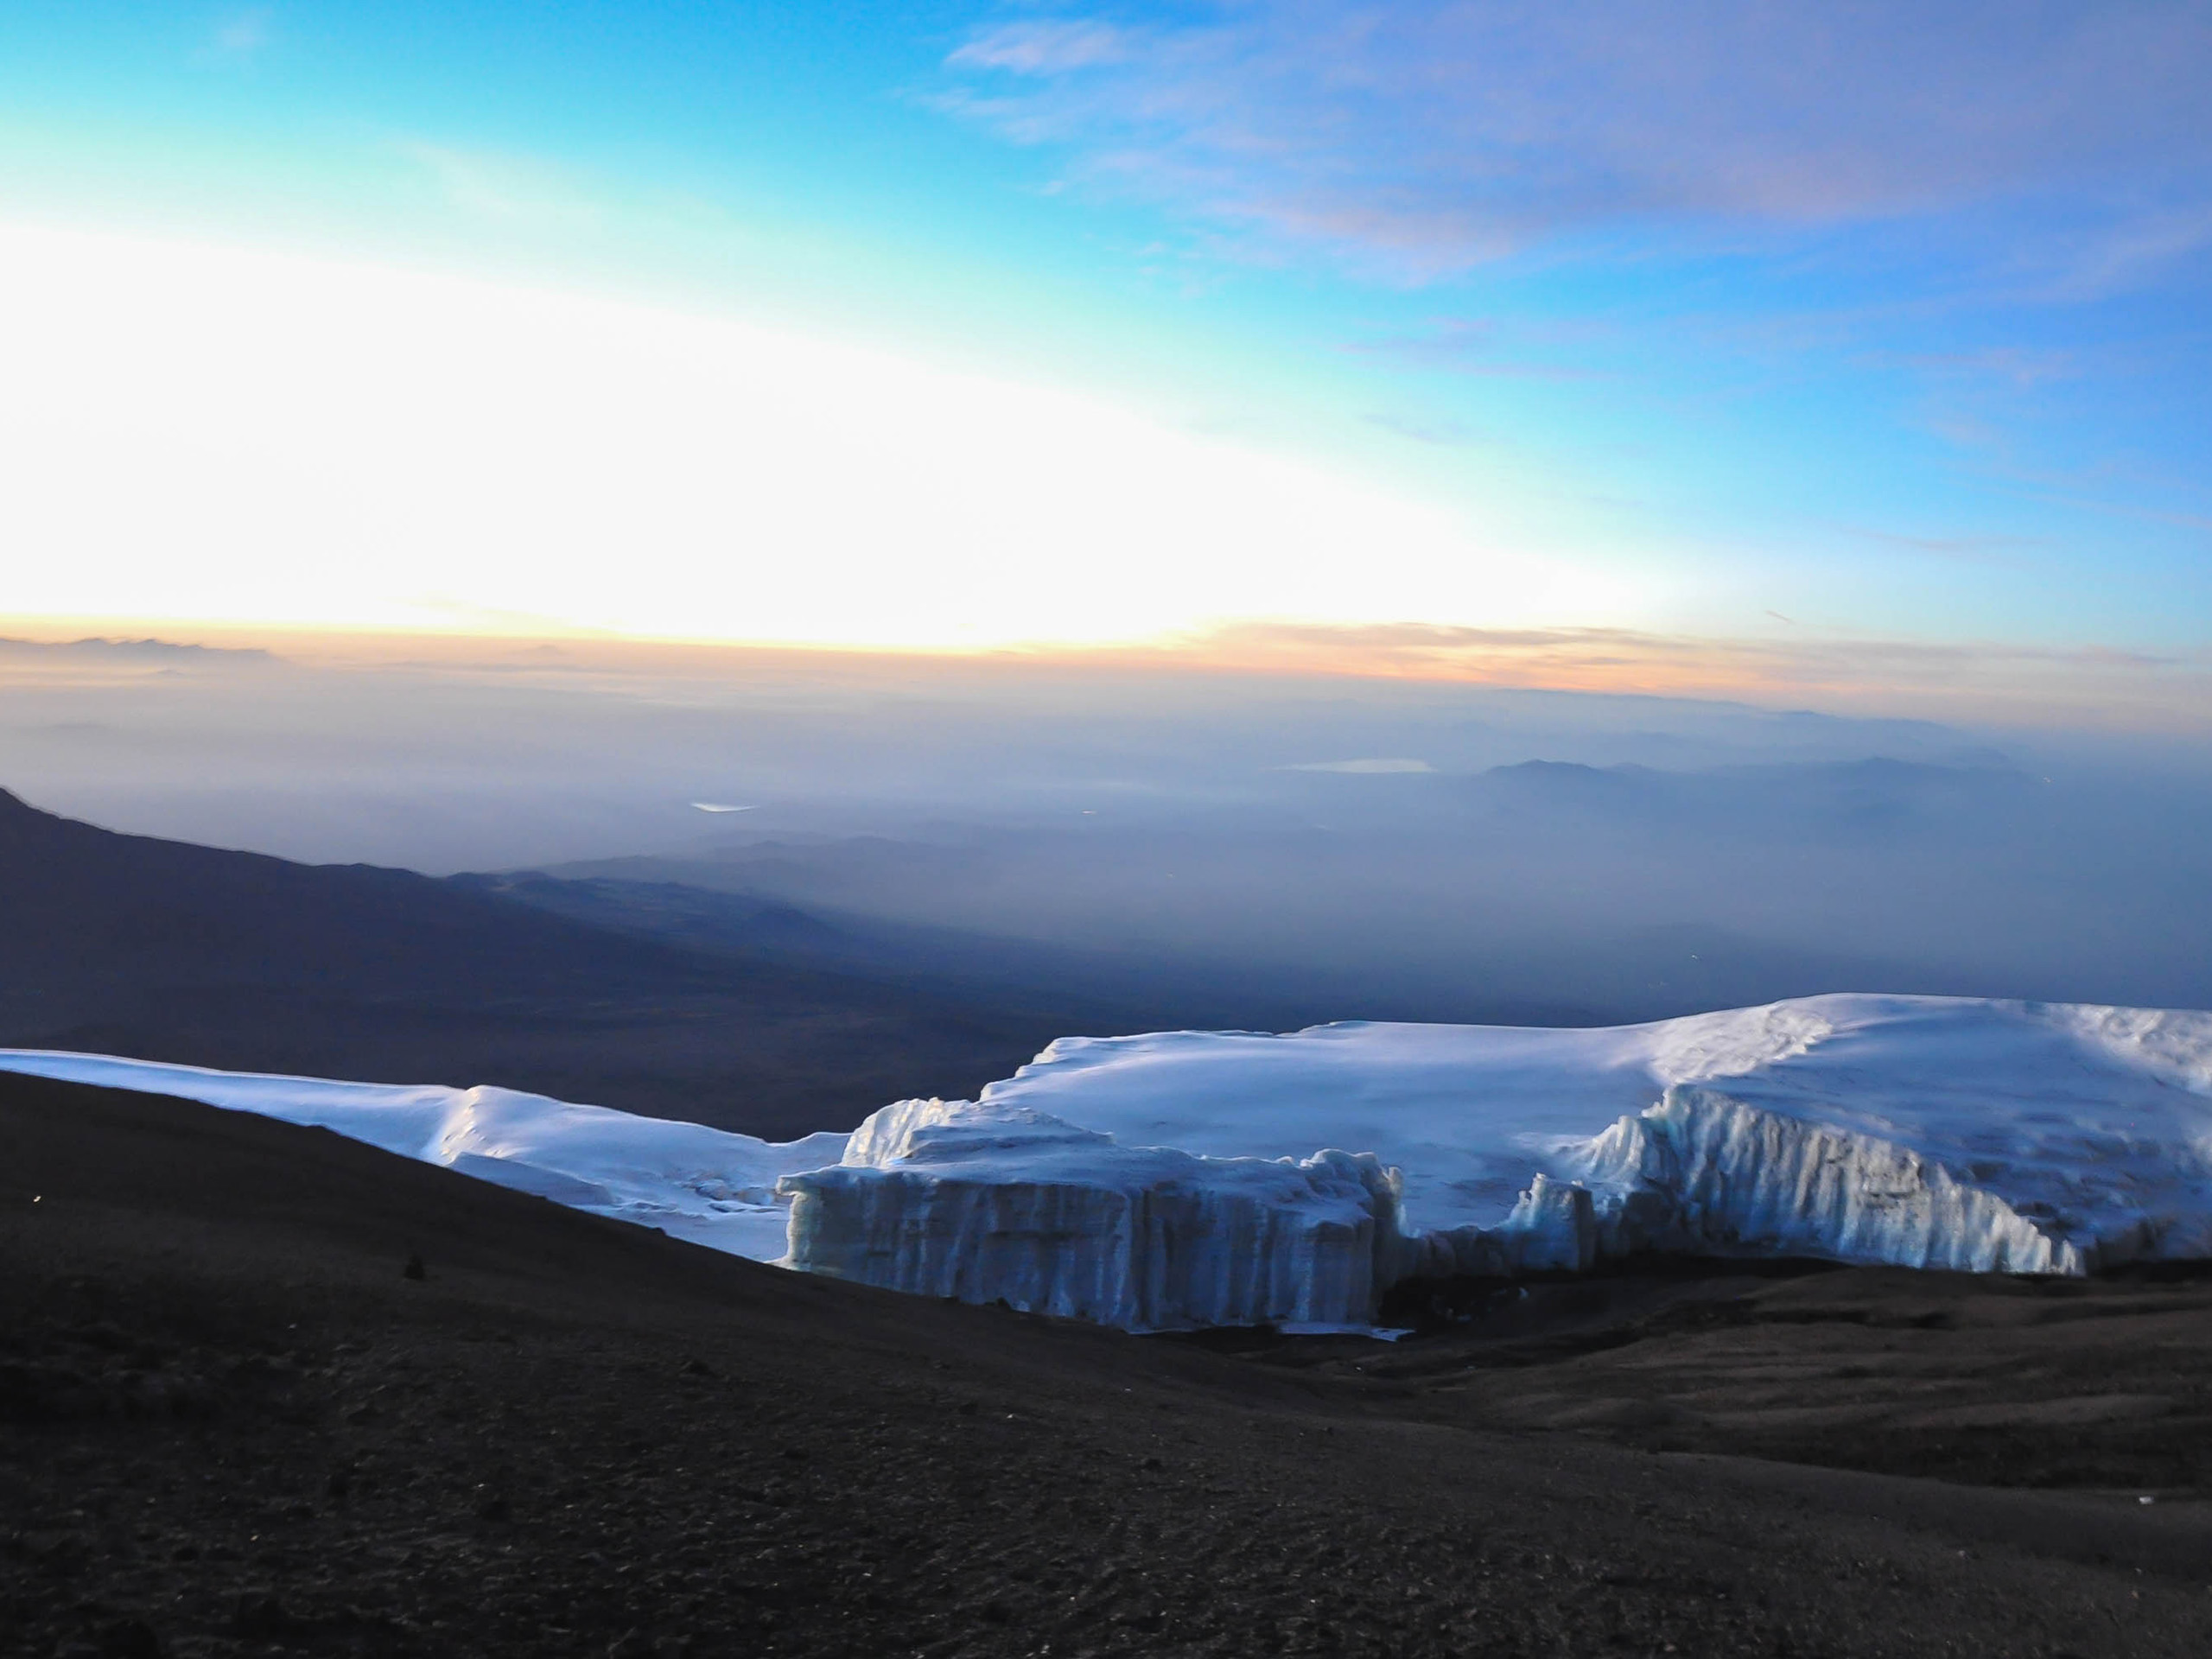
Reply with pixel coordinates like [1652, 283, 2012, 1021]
[6, 632, 2208, 1033]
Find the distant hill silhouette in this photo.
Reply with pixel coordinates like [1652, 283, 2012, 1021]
[0, 788, 1121, 1137]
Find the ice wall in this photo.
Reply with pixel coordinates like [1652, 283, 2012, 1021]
[784, 1084, 2094, 1326]
[1570, 1086, 2086, 1274]
[780, 1100, 1411, 1330]
[780, 996, 2212, 1325]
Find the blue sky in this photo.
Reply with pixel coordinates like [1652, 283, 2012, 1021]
[2, 3, 2209, 715]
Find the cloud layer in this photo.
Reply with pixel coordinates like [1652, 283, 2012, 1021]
[948, 2, 2212, 278]
[1135, 620, 2212, 731]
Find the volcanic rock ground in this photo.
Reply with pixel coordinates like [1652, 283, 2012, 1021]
[8, 1071, 2212, 1657]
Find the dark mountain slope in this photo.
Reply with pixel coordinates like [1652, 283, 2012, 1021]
[0, 786, 734, 1001]
[6, 1069, 2211, 1657]
[0, 789, 1121, 1136]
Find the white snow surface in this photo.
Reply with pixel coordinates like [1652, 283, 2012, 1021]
[11, 994, 2212, 1333]
[0, 1048, 843, 1260]
[781, 995, 2212, 1327]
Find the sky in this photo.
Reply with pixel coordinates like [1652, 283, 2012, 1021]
[3, 3, 2209, 722]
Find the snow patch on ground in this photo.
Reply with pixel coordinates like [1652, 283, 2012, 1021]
[10, 994, 2212, 1332]
[0, 1049, 841, 1262]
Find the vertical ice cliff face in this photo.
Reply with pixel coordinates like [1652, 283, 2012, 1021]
[776, 1081, 2094, 1323]
[780, 1100, 1415, 1330]
[1372, 1090, 2083, 1281]
[1560, 1087, 2087, 1274]
[778, 996, 2212, 1323]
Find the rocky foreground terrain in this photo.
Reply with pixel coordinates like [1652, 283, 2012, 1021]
[7, 1069, 2212, 1657]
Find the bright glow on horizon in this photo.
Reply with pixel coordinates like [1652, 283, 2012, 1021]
[0, 220, 1629, 652]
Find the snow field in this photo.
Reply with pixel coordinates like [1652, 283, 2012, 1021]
[9, 994, 2212, 1332]
[0, 1049, 842, 1261]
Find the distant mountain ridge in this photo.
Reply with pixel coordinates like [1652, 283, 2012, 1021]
[0, 788, 1122, 1137]
[0, 786, 715, 998]
[0, 634, 276, 663]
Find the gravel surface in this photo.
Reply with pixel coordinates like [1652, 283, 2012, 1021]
[7, 1070, 2212, 1658]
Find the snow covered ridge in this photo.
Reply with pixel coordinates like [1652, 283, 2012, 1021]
[0, 1049, 844, 1262]
[8, 994, 2212, 1334]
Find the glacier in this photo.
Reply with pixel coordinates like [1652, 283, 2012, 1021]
[9, 994, 2212, 1333]
[786, 1097, 1411, 1328]
[779, 995, 2212, 1326]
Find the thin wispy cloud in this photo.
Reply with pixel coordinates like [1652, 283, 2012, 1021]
[199, 7, 272, 64]
[950, 19, 1129, 74]
[2033, 200, 2212, 302]
[1887, 347, 2082, 391]
[1276, 758, 1435, 774]
[1116, 621, 2212, 730]
[1344, 318, 1612, 379]
[1840, 528, 2046, 569]
[398, 143, 611, 232]
[1364, 411, 1474, 447]
[944, 3, 2212, 283]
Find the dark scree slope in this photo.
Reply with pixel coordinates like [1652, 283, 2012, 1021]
[7, 1068, 2212, 1658]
